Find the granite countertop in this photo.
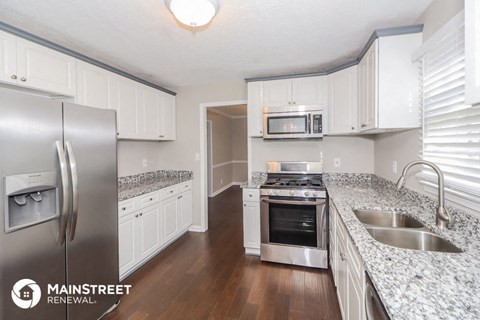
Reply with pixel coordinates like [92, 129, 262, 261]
[325, 174, 480, 320]
[118, 170, 193, 201]
[241, 171, 267, 189]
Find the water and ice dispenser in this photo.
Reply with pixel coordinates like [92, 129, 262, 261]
[4, 171, 59, 233]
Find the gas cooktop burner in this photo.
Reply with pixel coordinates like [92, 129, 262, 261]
[261, 174, 325, 190]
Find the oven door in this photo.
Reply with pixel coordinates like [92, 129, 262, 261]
[263, 112, 310, 139]
[260, 196, 327, 249]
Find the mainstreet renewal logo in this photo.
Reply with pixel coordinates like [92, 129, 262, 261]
[12, 279, 131, 308]
[11, 279, 42, 309]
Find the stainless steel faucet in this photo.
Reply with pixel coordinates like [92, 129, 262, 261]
[396, 160, 454, 229]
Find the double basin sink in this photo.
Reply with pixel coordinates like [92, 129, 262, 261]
[354, 209, 462, 253]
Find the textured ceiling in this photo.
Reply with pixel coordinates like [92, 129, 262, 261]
[0, 0, 432, 90]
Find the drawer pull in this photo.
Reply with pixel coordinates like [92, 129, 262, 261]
[11, 74, 17, 80]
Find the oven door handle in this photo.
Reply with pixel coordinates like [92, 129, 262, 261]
[261, 198, 326, 206]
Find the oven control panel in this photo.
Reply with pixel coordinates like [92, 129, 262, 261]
[260, 189, 326, 198]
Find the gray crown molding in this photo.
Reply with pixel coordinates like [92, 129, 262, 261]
[245, 24, 424, 82]
[0, 21, 176, 96]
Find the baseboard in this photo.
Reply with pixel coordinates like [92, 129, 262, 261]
[188, 225, 207, 232]
[210, 182, 234, 197]
[245, 248, 260, 256]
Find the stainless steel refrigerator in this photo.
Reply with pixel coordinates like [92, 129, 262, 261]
[0, 88, 119, 320]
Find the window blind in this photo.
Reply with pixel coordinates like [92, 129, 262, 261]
[418, 17, 480, 212]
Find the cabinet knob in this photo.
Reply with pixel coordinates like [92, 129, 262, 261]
[361, 124, 367, 128]
[117, 132, 120, 136]
[259, 130, 263, 134]
[293, 101, 296, 105]
[149, 198, 153, 201]
[249, 194, 252, 197]
[20, 77, 26, 82]
[135, 214, 139, 218]
[140, 213, 143, 216]
[159, 135, 164, 138]
[288, 101, 292, 105]
[351, 127, 355, 130]
[122, 207, 126, 211]
[11, 74, 17, 80]
[244, 204, 246, 207]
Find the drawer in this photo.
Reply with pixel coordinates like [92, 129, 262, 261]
[163, 185, 177, 198]
[118, 199, 136, 217]
[242, 189, 260, 202]
[139, 191, 161, 207]
[177, 180, 192, 192]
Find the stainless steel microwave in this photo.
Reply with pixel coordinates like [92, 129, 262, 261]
[262, 105, 324, 140]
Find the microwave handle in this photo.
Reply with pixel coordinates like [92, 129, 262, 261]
[308, 114, 312, 134]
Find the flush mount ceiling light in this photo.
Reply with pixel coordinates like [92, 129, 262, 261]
[165, 0, 219, 27]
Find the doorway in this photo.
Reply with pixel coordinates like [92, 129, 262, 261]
[199, 99, 248, 231]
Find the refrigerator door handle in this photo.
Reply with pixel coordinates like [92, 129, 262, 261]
[65, 141, 79, 242]
[56, 140, 69, 246]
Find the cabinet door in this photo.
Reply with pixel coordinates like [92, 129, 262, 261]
[263, 79, 292, 107]
[0, 30, 16, 85]
[465, 0, 480, 105]
[328, 66, 358, 134]
[76, 61, 111, 109]
[247, 81, 264, 137]
[358, 40, 378, 131]
[111, 76, 140, 138]
[329, 204, 337, 286]
[16, 38, 76, 96]
[178, 191, 192, 230]
[138, 206, 160, 260]
[119, 212, 136, 278]
[348, 271, 364, 320]
[163, 93, 176, 140]
[163, 197, 178, 242]
[158, 92, 176, 140]
[292, 76, 327, 106]
[140, 86, 159, 139]
[336, 229, 348, 319]
[243, 201, 260, 249]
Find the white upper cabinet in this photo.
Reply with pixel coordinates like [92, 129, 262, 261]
[138, 86, 159, 139]
[328, 65, 358, 134]
[358, 33, 422, 133]
[0, 29, 76, 96]
[0, 30, 16, 85]
[159, 93, 176, 140]
[109, 75, 140, 139]
[465, 0, 480, 105]
[292, 76, 327, 106]
[247, 81, 263, 137]
[76, 60, 113, 109]
[263, 76, 327, 107]
[263, 79, 292, 107]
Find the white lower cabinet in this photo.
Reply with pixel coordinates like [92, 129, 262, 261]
[331, 201, 365, 320]
[118, 180, 192, 280]
[242, 189, 260, 255]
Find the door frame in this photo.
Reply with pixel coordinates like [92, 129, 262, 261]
[206, 120, 213, 197]
[198, 99, 247, 232]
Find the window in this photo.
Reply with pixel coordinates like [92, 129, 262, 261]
[416, 11, 480, 212]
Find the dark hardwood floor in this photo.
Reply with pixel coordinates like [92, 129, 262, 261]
[105, 186, 341, 320]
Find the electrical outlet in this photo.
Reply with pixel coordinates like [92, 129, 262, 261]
[392, 161, 398, 174]
[142, 159, 148, 167]
[334, 158, 341, 168]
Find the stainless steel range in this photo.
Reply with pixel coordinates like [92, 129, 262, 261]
[260, 161, 328, 269]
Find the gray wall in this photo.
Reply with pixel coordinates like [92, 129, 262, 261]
[207, 111, 247, 194]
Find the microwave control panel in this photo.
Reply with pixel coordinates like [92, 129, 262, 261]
[312, 114, 323, 133]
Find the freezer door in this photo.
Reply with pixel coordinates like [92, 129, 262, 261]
[0, 88, 66, 320]
[63, 103, 119, 320]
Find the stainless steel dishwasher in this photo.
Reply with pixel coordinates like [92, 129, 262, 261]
[365, 273, 390, 320]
